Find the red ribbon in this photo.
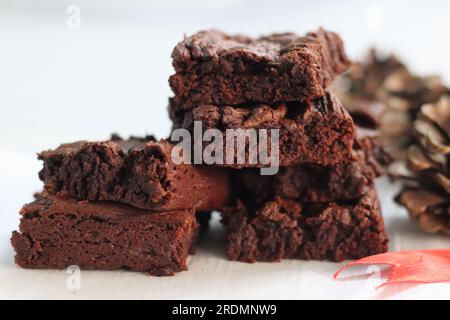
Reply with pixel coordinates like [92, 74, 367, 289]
[334, 250, 450, 287]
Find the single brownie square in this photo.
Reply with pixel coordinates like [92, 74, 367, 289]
[11, 193, 198, 276]
[233, 127, 392, 203]
[39, 135, 230, 211]
[169, 92, 355, 167]
[170, 28, 350, 109]
[220, 188, 388, 263]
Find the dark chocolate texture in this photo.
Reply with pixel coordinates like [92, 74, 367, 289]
[169, 93, 355, 167]
[39, 135, 230, 211]
[221, 188, 388, 263]
[11, 193, 199, 276]
[170, 28, 350, 109]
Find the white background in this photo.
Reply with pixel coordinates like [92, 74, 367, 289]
[1, 0, 450, 299]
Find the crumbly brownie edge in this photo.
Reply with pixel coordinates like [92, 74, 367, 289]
[39, 137, 230, 211]
[220, 188, 388, 263]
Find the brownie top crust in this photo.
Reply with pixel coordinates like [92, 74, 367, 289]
[172, 28, 349, 74]
[38, 134, 156, 159]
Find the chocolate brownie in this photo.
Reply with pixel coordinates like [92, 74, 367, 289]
[234, 127, 391, 203]
[11, 193, 198, 276]
[39, 135, 230, 211]
[170, 28, 350, 109]
[169, 92, 355, 167]
[220, 188, 388, 263]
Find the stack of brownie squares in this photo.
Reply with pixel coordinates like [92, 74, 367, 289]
[169, 28, 390, 262]
[11, 28, 390, 277]
[11, 136, 230, 276]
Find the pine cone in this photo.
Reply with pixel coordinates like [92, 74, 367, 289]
[335, 49, 449, 159]
[393, 96, 450, 235]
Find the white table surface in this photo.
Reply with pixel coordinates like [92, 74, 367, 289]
[1, 0, 450, 300]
